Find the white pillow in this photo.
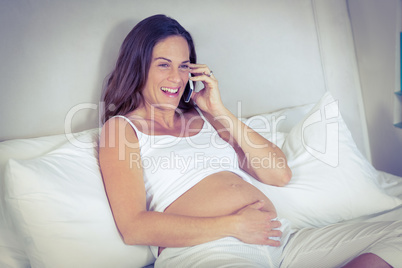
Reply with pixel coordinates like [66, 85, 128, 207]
[4, 131, 155, 268]
[0, 129, 101, 268]
[0, 229, 29, 268]
[241, 103, 316, 148]
[253, 92, 402, 228]
[242, 102, 316, 133]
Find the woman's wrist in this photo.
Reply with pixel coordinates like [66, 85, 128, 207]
[221, 214, 242, 239]
[208, 106, 232, 120]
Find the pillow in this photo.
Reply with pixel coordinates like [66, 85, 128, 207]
[0, 129, 105, 267]
[241, 103, 316, 148]
[241, 102, 316, 133]
[0, 132, 74, 268]
[0, 229, 30, 268]
[0, 130, 100, 227]
[252, 92, 402, 228]
[4, 130, 155, 268]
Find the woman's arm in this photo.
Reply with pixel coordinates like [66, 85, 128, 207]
[190, 64, 291, 186]
[206, 109, 291, 186]
[214, 113, 292, 186]
[99, 117, 281, 248]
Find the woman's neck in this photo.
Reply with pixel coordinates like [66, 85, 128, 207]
[136, 102, 180, 129]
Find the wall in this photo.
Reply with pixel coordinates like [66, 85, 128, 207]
[348, 0, 402, 176]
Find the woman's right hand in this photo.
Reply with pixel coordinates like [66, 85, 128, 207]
[189, 63, 226, 116]
[233, 200, 282, 246]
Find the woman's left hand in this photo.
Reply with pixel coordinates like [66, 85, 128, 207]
[189, 64, 225, 115]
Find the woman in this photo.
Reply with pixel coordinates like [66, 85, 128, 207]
[99, 14, 401, 267]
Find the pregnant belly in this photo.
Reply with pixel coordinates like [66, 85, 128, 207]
[164, 171, 276, 217]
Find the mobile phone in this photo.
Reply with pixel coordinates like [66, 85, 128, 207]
[184, 73, 194, 103]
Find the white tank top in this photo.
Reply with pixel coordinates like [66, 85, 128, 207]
[115, 108, 253, 214]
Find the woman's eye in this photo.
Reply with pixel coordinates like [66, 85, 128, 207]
[159, 63, 170, 68]
[179, 65, 189, 70]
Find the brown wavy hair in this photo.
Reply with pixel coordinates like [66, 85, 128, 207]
[101, 14, 197, 123]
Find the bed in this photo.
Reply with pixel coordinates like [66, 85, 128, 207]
[1, 1, 401, 267]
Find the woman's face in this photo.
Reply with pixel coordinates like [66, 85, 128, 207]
[141, 35, 190, 110]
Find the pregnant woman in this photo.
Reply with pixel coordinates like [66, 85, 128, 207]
[99, 14, 401, 267]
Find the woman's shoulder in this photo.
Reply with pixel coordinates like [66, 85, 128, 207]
[101, 114, 141, 145]
[103, 111, 148, 129]
[102, 114, 138, 130]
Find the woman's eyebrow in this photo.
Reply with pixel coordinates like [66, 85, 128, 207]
[154, 57, 190, 64]
[154, 57, 171, 62]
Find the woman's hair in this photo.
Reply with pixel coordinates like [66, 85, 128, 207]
[101, 14, 197, 123]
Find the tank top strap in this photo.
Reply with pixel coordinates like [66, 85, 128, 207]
[194, 106, 208, 122]
[194, 106, 219, 133]
[113, 115, 144, 139]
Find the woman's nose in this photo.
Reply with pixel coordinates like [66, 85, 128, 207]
[167, 69, 181, 83]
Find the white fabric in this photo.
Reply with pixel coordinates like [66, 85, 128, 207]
[3, 130, 155, 268]
[281, 220, 402, 268]
[156, 220, 402, 268]
[0, 132, 72, 268]
[0, 230, 30, 268]
[241, 103, 316, 134]
[155, 219, 294, 268]
[377, 171, 402, 199]
[251, 92, 402, 228]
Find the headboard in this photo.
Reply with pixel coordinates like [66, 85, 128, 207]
[0, 0, 371, 161]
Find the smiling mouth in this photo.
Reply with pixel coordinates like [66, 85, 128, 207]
[161, 87, 179, 94]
